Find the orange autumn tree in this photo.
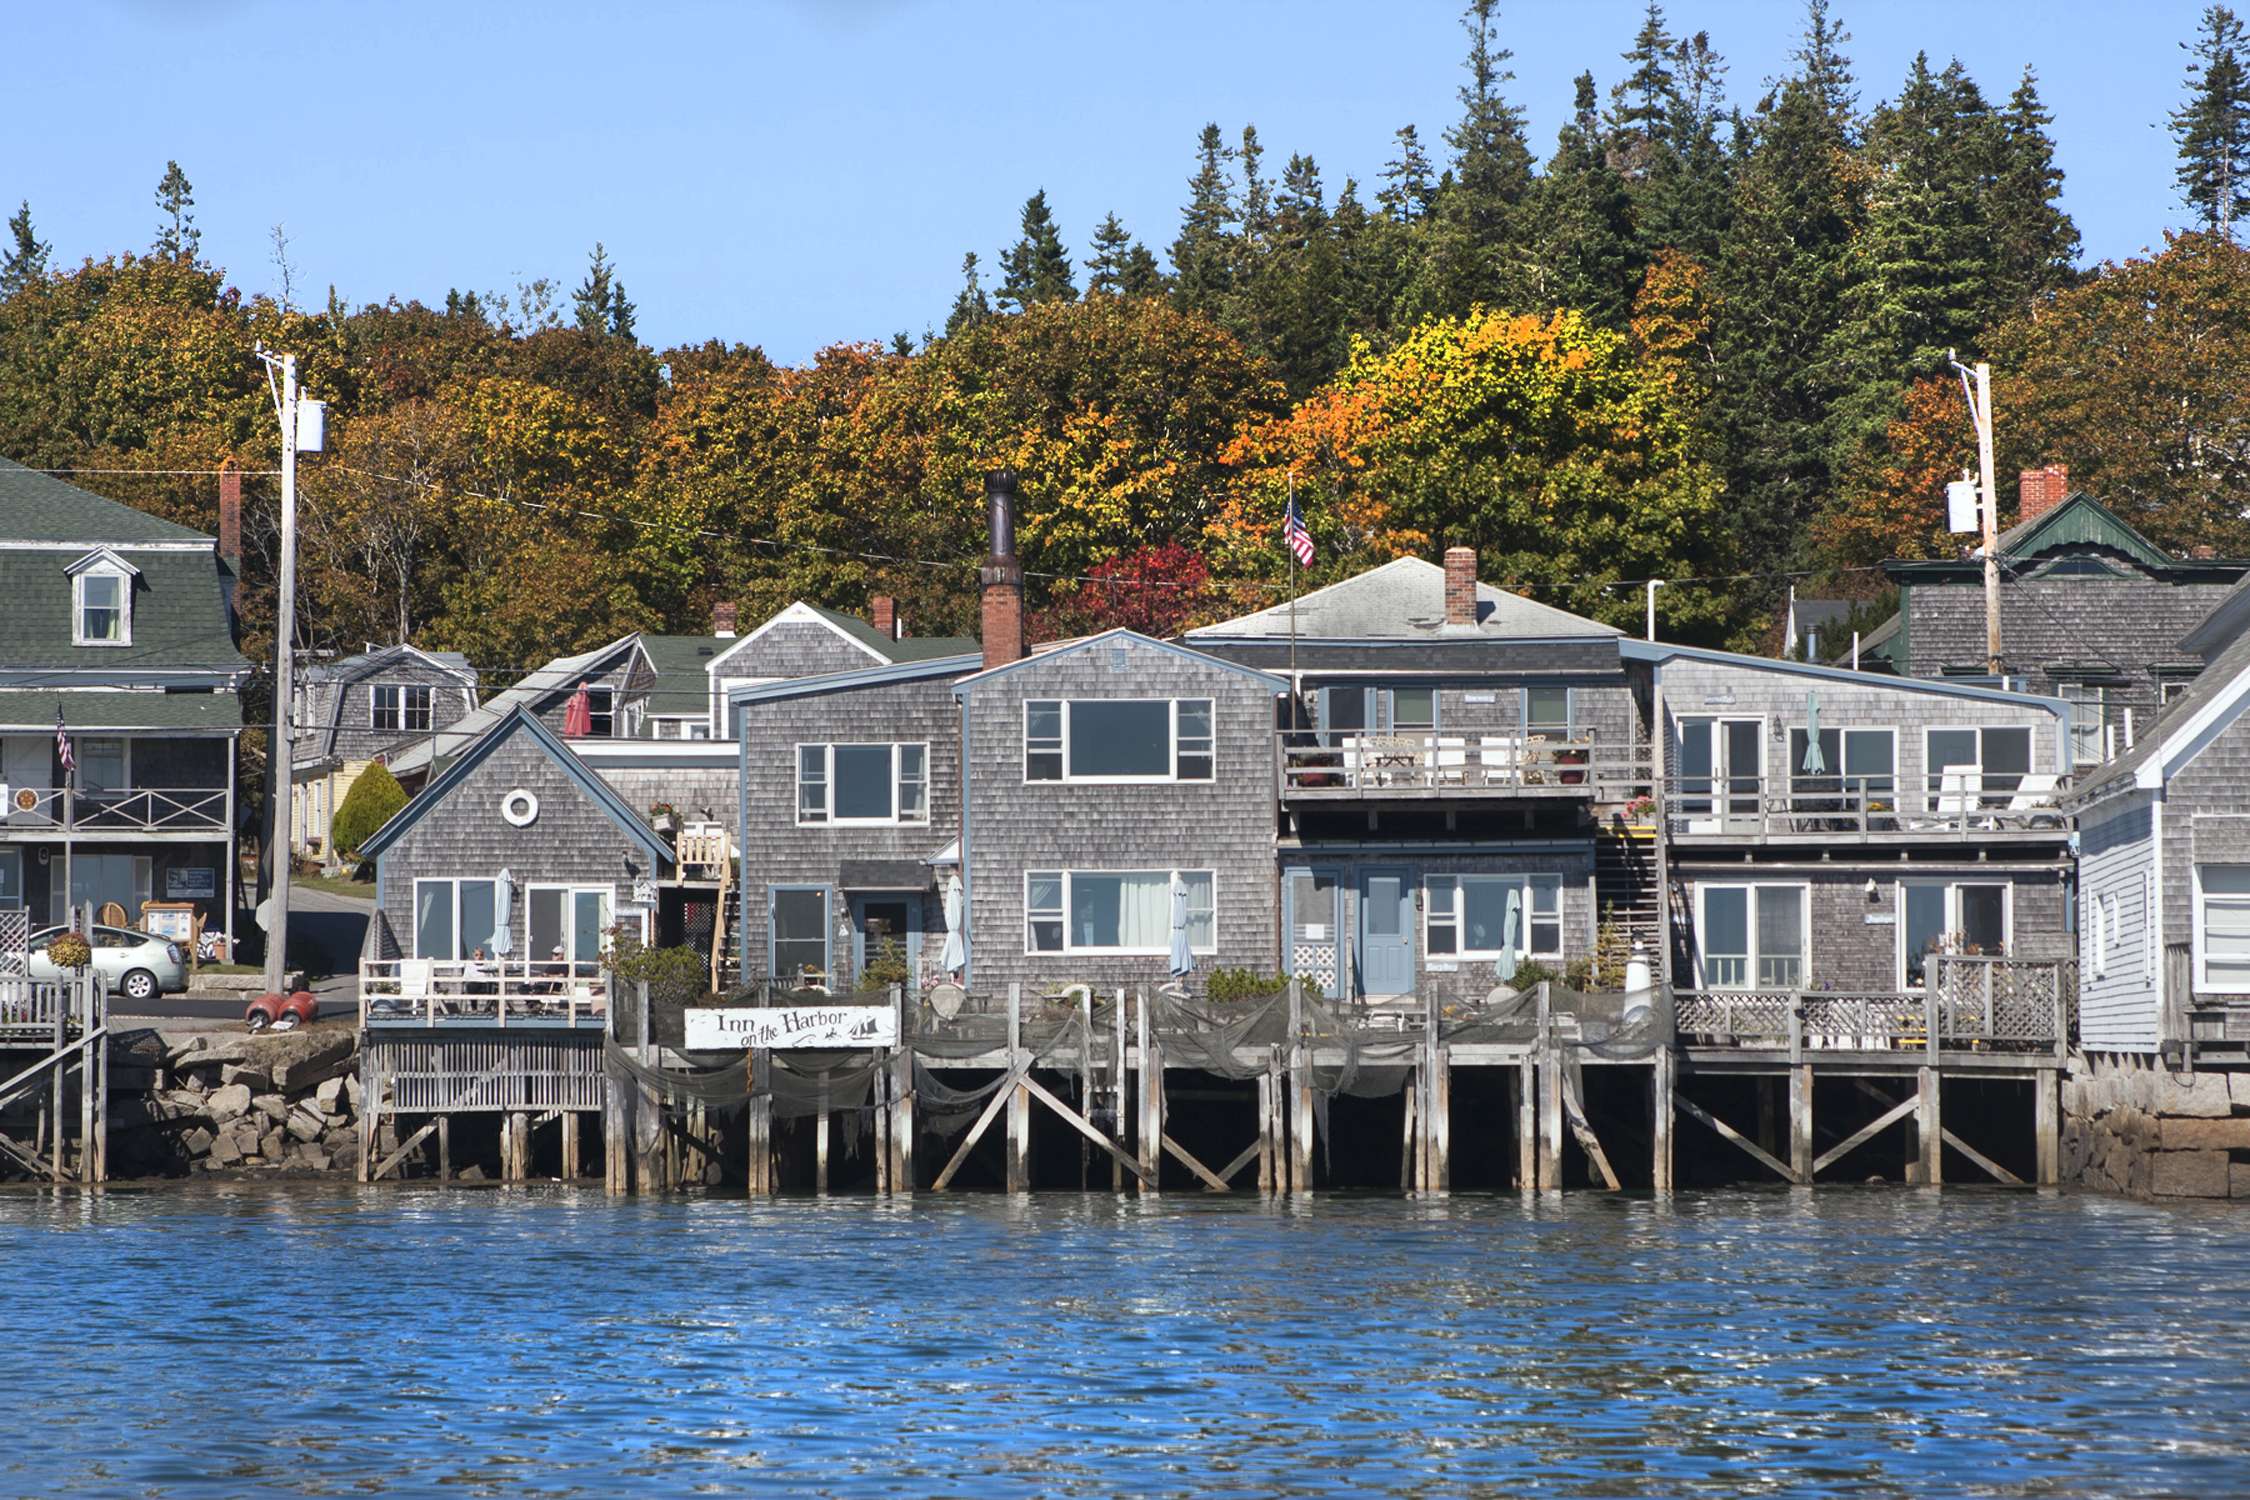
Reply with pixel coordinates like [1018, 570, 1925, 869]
[1210, 306, 1735, 641]
[1808, 374, 1978, 577]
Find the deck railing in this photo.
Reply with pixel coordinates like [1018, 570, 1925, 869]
[1675, 957, 2075, 1052]
[358, 959, 610, 1028]
[1279, 731, 1651, 799]
[1, 786, 228, 833]
[0, 975, 99, 1041]
[1664, 770, 2069, 839]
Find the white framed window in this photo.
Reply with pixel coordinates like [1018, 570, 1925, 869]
[76, 737, 128, 793]
[2058, 683, 2117, 766]
[1693, 883, 1809, 989]
[1787, 726, 1896, 802]
[527, 882, 614, 967]
[372, 683, 434, 733]
[1024, 869, 1215, 955]
[1523, 684, 1572, 739]
[1023, 699, 1215, 783]
[1900, 880, 2010, 986]
[1425, 874, 1563, 959]
[2194, 864, 2250, 993]
[2089, 889, 2110, 979]
[1925, 726, 2033, 808]
[769, 886, 830, 981]
[413, 877, 499, 960]
[796, 743, 928, 826]
[2145, 867, 2159, 985]
[73, 569, 130, 645]
[585, 687, 616, 738]
[2160, 679, 2192, 707]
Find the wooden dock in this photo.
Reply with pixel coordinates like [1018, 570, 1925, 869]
[0, 974, 109, 1184]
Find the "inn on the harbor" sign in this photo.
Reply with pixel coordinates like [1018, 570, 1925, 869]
[684, 1005, 898, 1051]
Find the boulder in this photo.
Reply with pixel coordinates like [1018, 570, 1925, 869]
[252, 1093, 289, 1123]
[2151, 1149, 2232, 1198]
[457, 1164, 486, 1183]
[207, 1131, 243, 1166]
[221, 1063, 274, 1092]
[166, 1036, 249, 1070]
[291, 1145, 332, 1171]
[321, 1127, 356, 1154]
[272, 1032, 355, 1092]
[2158, 1116, 2250, 1151]
[182, 1126, 215, 1156]
[344, 1075, 363, 1109]
[286, 1105, 324, 1144]
[2230, 1071, 2250, 1110]
[160, 1088, 207, 1114]
[2234, 1163, 2250, 1201]
[206, 1083, 253, 1122]
[314, 1077, 347, 1111]
[258, 1126, 286, 1159]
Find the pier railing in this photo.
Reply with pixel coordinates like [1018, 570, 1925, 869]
[359, 958, 609, 1028]
[1675, 958, 2075, 1052]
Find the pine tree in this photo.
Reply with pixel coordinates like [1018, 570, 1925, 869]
[1, 200, 50, 297]
[1377, 124, 1436, 222]
[1608, 2, 1677, 183]
[1631, 29, 1734, 262]
[1410, 0, 1536, 317]
[1253, 153, 1348, 393]
[2172, 5, 2250, 237]
[1086, 212, 1134, 295]
[1119, 241, 1166, 297]
[945, 251, 992, 335]
[1988, 66, 2080, 317]
[1170, 124, 1238, 319]
[574, 243, 620, 335]
[152, 160, 199, 261]
[1526, 72, 1639, 327]
[996, 189, 1077, 310]
[1794, 0, 1859, 131]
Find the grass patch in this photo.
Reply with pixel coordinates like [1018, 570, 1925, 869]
[289, 868, 377, 901]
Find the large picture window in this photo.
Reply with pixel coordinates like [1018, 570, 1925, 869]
[1025, 869, 1215, 955]
[372, 684, 434, 733]
[1425, 874, 1563, 959]
[1900, 880, 2009, 986]
[1926, 726, 2032, 807]
[413, 877, 499, 960]
[2196, 865, 2250, 992]
[1695, 884, 1808, 989]
[1024, 699, 1214, 783]
[1787, 726, 1895, 804]
[797, 743, 928, 825]
[528, 884, 612, 967]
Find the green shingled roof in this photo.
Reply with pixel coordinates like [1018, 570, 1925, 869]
[0, 456, 216, 544]
[0, 549, 249, 673]
[0, 688, 241, 730]
[806, 605, 978, 662]
[637, 633, 726, 719]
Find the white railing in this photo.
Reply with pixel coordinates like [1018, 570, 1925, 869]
[1665, 770, 2069, 839]
[358, 958, 610, 1028]
[2, 786, 228, 833]
[1280, 732, 1651, 799]
[1675, 959, 2075, 1052]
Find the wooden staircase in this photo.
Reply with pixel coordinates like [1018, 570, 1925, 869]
[1594, 821, 1662, 963]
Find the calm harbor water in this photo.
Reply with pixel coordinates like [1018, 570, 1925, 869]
[4, 1185, 2248, 1497]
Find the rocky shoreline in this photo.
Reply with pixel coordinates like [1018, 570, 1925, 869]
[106, 1027, 369, 1179]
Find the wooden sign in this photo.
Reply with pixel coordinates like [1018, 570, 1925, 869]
[684, 1005, 897, 1050]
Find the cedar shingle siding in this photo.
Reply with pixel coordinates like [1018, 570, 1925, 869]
[308, 659, 477, 763]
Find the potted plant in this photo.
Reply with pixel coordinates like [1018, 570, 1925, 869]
[648, 802, 679, 836]
[48, 929, 91, 973]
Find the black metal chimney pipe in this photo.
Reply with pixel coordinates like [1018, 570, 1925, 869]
[985, 469, 1018, 560]
[981, 469, 1024, 669]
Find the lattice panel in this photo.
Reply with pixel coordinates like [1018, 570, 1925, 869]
[0, 909, 25, 977]
[1675, 990, 1793, 1038]
[1291, 942, 1338, 997]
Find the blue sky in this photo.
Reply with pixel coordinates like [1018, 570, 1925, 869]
[0, 0, 2214, 362]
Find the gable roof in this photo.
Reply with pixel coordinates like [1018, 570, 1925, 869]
[1186, 556, 1623, 642]
[807, 605, 978, 662]
[358, 703, 672, 865]
[2073, 625, 2250, 804]
[727, 652, 983, 709]
[2180, 572, 2250, 661]
[0, 456, 216, 545]
[638, 633, 728, 720]
[382, 633, 641, 779]
[303, 643, 476, 687]
[1993, 492, 2176, 570]
[952, 628, 1290, 693]
[0, 548, 249, 677]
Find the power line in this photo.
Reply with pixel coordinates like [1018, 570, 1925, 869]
[21, 467, 282, 477]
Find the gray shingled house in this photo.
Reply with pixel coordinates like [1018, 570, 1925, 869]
[0, 457, 250, 963]
[290, 644, 479, 863]
[1871, 465, 2249, 765]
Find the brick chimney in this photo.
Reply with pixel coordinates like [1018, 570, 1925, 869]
[1443, 546, 1479, 628]
[711, 600, 739, 638]
[870, 595, 898, 640]
[2017, 463, 2069, 525]
[217, 461, 242, 569]
[980, 470, 1024, 671]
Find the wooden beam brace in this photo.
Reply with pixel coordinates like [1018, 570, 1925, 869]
[1559, 1073, 1622, 1191]
[1019, 1072, 1150, 1185]
[1675, 1091, 1803, 1184]
[372, 1116, 441, 1182]
[1813, 1094, 1919, 1176]
[1941, 1126, 2024, 1186]
[0, 1126, 53, 1177]
[1160, 1133, 1233, 1193]
[931, 1063, 1027, 1191]
[1217, 1137, 1263, 1185]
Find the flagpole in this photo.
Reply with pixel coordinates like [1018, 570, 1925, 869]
[58, 714, 71, 934]
[1287, 473, 1300, 706]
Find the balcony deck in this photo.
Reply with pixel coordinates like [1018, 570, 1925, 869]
[1, 787, 228, 838]
[359, 959, 610, 1030]
[1279, 733, 1650, 803]
[1674, 957, 2075, 1056]
[1663, 772, 2071, 846]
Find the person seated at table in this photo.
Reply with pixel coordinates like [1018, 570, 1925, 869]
[462, 946, 498, 998]
[531, 944, 570, 995]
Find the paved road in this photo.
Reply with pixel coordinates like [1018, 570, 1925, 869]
[118, 885, 372, 1023]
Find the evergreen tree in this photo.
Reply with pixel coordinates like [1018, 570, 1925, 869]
[1794, 0, 1859, 131]
[1, 200, 50, 297]
[1608, 2, 1677, 183]
[945, 251, 992, 335]
[574, 243, 620, 335]
[152, 160, 199, 261]
[1118, 241, 1166, 297]
[1988, 67, 2080, 317]
[1631, 29, 1734, 262]
[1086, 212, 1166, 299]
[1256, 153, 1349, 393]
[1169, 123, 1238, 319]
[996, 189, 1077, 310]
[1377, 124, 1436, 222]
[2172, 5, 2250, 237]
[890, 331, 916, 356]
[1412, 0, 1536, 316]
[1526, 72, 1638, 327]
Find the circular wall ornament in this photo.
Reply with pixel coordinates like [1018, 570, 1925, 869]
[500, 788, 540, 827]
[13, 787, 37, 812]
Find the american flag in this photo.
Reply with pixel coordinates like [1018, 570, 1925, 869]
[55, 710, 74, 775]
[1283, 493, 1314, 568]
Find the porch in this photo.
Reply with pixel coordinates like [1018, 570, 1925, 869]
[1662, 770, 2070, 844]
[2, 786, 228, 836]
[358, 958, 611, 1029]
[1672, 957, 2077, 1055]
[1278, 730, 1651, 803]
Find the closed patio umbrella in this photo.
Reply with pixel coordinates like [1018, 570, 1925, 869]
[940, 872, 965, 977]
[562, 685, 593, 738]
[1495, 887, 1521, 984]
[1802, 691, 1826, 774]
[491, 867, 513, 957]
[1168, 875, 1195, 979]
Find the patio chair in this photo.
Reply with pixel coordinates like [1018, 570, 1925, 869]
[2003, 772, 2063, 827]
[1433, 736, 1468, 786]
[1477, 735, 1522, 787]
[1907, 770, 1983, 831]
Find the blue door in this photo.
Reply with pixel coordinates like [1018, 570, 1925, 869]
[1357, 867, 1414, 997]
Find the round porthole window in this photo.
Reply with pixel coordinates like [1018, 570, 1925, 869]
[501, 788, 539, 827]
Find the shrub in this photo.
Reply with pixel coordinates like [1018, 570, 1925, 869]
[1206, 968, 1296, 1004]
[331, 762, 408, 857]
[856, 937, 910, 992]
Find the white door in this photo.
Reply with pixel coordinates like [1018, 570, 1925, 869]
[2, 735, 50, 826]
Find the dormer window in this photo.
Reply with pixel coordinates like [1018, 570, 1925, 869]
[66, 549, 139, 647]
[372, 684, 434, 733]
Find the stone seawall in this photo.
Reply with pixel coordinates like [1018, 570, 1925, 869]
[107, 1027, 365, 1178]
[2062, 1054, 2250, 1200]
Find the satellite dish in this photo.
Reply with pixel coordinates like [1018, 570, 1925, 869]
[929, 982, 966, 1021]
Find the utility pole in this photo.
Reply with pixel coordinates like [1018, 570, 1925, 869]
[1950, 352, 2002, 676]
[260, 351, 299, 997]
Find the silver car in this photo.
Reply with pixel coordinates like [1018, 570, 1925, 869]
[25, 925, 189, 1003]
